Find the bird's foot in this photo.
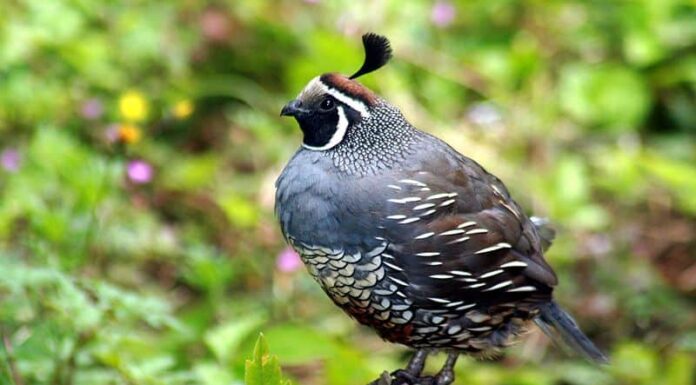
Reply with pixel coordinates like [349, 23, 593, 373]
[431, 352, 458, 385]
[367, 350, 439, 385]
[391, 370, 435, 385]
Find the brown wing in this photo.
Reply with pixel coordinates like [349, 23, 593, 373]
[377, 156, 557, 310]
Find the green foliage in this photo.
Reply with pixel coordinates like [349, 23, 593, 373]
[245, 334, 291, 385]
[0, 0, 694, 384]
[559, 64, 650, 132]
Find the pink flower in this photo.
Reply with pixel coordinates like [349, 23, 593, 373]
[200, 8, 230, 42]
[104, 124, 120, 143]
[127, 160, 154, 184]
[1, 148, 21, 172]
[80, 98, 104, 120]
[431, 1, 456, 27]
[276, 247, 302, 273]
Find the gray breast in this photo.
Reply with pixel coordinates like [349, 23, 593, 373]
[275, 148, 389, 252]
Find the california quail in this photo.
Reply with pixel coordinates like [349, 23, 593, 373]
[276, 33, 607, 385]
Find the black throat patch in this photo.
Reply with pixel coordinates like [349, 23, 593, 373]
[298, 108, 340, 149]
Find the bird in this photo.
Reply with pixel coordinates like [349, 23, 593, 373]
[275, 33, 607, 385]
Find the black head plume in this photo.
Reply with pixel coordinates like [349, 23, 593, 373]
[349, 33, 393, 79]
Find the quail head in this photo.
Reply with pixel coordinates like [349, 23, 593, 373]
[276, 33, 607, 385]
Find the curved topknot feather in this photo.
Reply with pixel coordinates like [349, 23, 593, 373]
[349, 33, 393, 79]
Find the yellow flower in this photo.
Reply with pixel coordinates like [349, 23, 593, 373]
[119, 91, 148, 122]
[118, 124, 141, 144]
[173, 100, 194, 119]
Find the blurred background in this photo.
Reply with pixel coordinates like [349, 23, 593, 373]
[1, 1, 695, 384]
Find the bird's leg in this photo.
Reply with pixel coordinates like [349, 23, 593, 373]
[391, 350, 429, 384]
[405, 349, 429, 376]
[433, 352, 458, 385]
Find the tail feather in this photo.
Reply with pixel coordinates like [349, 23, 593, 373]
[535, 301, 609, 364]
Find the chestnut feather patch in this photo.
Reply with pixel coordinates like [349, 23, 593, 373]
[320, 73, 377, 106]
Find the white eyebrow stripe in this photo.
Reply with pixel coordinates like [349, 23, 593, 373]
[313, 78, 371, 118]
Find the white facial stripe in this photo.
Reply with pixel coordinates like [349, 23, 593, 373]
[304, 77, 371, 119]
[322, 86, 371, 118]
[302, 106, 348, 151]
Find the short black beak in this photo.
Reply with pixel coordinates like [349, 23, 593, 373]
[280, 99, 303, 117]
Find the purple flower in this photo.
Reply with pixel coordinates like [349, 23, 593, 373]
[276, 247, 302, 273]
[1, 149, 21, 172]
[431, 1, 456, 27]
[81, 98, 104, 120]
[127, 160, 153, 184]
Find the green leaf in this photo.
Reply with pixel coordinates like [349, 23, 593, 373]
[244, 334, 291, 385]
[559, 64, 650, 131]
[261, 324, 336, 364]
[205, 314, 266, 363]
[611, 342, 658, 384]
[217, 193, 259, 229]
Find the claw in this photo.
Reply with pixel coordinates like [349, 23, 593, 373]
[368, 350, 450, 385]
[392, 371, 435, 385]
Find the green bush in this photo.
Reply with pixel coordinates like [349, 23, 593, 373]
[1, 1, 694, 384]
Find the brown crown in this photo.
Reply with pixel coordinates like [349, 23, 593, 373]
[320, 73, 377, 106]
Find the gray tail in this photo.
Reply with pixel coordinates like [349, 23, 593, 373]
[534, 301, 609, 364]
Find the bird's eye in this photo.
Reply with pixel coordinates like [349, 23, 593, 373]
[319, 98, 335, 111]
